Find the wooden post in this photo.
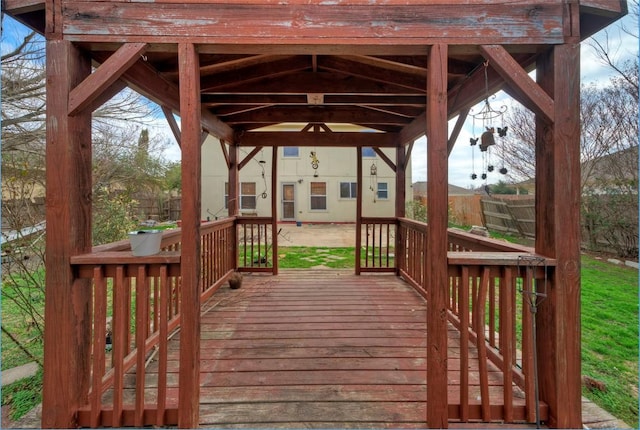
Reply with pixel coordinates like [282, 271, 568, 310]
[271, 147, 279, 275]
[355, 147, 363, 275]
[229, 142, 239, 270]
[534, 43, 582, 428]
[178, 42, 201, 429]
[395, 143, 407, 274]
[426, 43, 449, 428]
[42, 39, 93, 429]
[228, 143, 239, 217]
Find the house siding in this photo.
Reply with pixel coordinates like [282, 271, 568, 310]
[201, 136, 411, 222]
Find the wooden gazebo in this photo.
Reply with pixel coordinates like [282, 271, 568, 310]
[4, 1, 627, 428]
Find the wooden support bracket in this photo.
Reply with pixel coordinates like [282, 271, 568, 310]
[69, 43, 147, 115]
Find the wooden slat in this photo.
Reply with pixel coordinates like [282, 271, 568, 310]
[134, 266, 148, 426]
[157, 266, 169, 426]
[90, 267, 107, 428]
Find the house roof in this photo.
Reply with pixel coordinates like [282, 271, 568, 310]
[412, 181, 476, 197]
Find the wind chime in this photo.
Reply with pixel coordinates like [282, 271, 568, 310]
[369, 161, 378, 202]
[469, 61, 509, 181]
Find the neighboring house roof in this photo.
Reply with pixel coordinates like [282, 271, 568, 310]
[412, 181, 476, 197]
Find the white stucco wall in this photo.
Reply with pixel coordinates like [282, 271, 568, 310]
[201, 135, 412, 223]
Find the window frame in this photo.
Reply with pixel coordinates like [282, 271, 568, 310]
[339, 181, 357, 199]
[310, 181, 328, 211]
[376, 182, 388, 200]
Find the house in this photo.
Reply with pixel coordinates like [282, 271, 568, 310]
[202, 129, 412, 222]
[3, 1, 627, 429]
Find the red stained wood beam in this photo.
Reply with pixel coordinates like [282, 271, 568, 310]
[61, 3, 565, 45]
[480, 45, 555, 124]
[69, 43, 147, 115]
[237, 131, 396, 148]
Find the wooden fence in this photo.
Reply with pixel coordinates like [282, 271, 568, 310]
[481, 198, 535, 238]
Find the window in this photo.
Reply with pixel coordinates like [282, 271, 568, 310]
[339, 182, 357, 199]
[225, 182, 257, 210]
[310, 182, 327, 210]
[362, 147, 376, 157]
[241, 182, 257, 210]
[377, 182, 388, 200]
[283, 147, 299, 157]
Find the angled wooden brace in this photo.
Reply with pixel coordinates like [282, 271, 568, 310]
[480, 45, 555, 124]
[68, 43, 147, 115]
[372, 148, 396, 173]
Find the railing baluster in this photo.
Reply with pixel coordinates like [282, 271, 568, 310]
[501, 266, 514, 422]
[522, 266, 536, 423]
[476, 266, 491, 421]
[91, 267, 107, 428]
[157, 265, 169, 426]
[460, 266, 470, 422]
[113, 265, 127, 427]
[135, 266, 148, 426]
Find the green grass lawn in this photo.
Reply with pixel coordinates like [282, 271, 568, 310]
[580, 254, 638, 428]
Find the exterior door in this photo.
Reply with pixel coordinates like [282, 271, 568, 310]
[282, 183, 295, 220]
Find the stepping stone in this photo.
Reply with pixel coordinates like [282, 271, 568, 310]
[2, 362, 39, 387]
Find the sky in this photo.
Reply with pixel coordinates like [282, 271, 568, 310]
[2, 4, 638, 188]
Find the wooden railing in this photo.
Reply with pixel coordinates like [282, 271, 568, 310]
[397, 217, 427, 291]
[396, 221, 555, 423]
[447, 252, 554, 423]
[236, 216, 278, 274]
[358, 217, 396, 273]
[70, 219, 236, 427]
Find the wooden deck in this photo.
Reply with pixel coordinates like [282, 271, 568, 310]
[145, 270, 540, 428]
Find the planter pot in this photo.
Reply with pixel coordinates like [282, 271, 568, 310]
[129, 230, 163, 256]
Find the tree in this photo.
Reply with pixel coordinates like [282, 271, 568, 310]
[1, 28, 172, 374]
[496, 13, 638, 256]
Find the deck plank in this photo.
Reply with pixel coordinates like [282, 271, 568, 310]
[137, 270, 542, 427]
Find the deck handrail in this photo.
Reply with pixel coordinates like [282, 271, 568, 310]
[71, 218, 236, 427]
[396, 218, 556, 423]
